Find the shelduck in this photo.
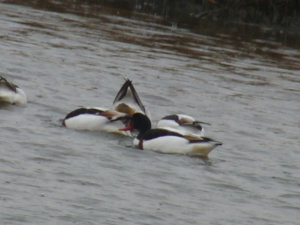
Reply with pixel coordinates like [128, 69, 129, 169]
[120, 113, 222, 158]
[157, 114, 210, 138]
[0, 76, 27, 106]
[62, 107, 132, 136]
[62, 79, 147, 136]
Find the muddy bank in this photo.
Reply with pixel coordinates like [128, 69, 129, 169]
[4, 0, 300, 28]
[3, 0, 300, 49]
[130, 0, 300, 27]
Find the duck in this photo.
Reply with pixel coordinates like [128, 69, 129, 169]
[62, 79, 147, 136]
[157, 114, 210, 138]
[0, 76, 27, 106]
[120, 113, 222, 158]
[62, 107, 132, 136]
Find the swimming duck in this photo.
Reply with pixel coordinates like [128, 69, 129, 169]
[157, 114, 210, 138]
[62, 107, 132, 136]
[62, 79, 147, 136]
[120, 113, 222, 158]
[0, 76, 27, 106]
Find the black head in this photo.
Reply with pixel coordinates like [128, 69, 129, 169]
[131, 113, 151, 133]
[119, 113, 151, 135]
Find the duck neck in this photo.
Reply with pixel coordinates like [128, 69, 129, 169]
[136, 122, 151, 140]
[132, 113, 151, 140]
[137, 130, 146, 140]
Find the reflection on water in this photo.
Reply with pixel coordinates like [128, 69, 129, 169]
[1, 0, 300, 224]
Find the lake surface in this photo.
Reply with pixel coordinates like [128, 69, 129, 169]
[1, 1, 300, 224]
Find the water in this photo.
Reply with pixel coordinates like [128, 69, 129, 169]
[1, 1, 300, 224]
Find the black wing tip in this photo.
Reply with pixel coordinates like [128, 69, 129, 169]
[143, 128, 183, 140]
[64, 108, 104, 120]
[113, 79, 132, 104]
[113, 78, 146, 114]
[189, 137, 223, 145]
[0, 76, 18, 92]
[122, 78, 132, 87]
[128, 80, 146, 113]
[123, 77, 132, 83]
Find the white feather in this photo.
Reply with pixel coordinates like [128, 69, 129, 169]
[0, 84, 27, 106]
[63, 107, 132, 136]
[141, 135, 218, 156]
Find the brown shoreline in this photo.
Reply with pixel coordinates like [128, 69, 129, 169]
[3, 0, 300, 48]
[4, 0, 300, 27]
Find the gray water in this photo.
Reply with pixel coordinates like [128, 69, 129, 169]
[1, 1, 300, 224]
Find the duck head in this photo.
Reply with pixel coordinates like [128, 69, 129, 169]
[119, 113, 151, 135]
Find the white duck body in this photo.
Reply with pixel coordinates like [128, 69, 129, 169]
[0, 76, 27, 106]
[134, 136, 220, 158]
[157, 114, 208, 137]
[133, 135, 220, 157]
[62, 107, 131, 136]
[123, 113, 221, 158]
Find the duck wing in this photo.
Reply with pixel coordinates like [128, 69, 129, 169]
[0, 76, 18, 93]
[112, 78, 146, 114]
[142, 128, 183, 140]
[64, 108, 126, 120]
[112, 78, 132, 105]
[187, 136, 222, 145]
[128, 80, 146, 113]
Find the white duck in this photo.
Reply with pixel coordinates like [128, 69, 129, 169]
[120, 113, 222, 159]
[157, 114, 210, 138]
[62, 79, 147, 136]
[0, 76, 27, 106]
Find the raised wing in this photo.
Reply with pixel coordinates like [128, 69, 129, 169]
[112, 78, 131, 105]
[128, 80, 146, 113]
[0, 76, 18, 93]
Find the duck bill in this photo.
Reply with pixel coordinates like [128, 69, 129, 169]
[119, 123, 133, 131]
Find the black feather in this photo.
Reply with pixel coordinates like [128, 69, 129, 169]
[141, 128, 183, 140]
[64, 108, 104, 120]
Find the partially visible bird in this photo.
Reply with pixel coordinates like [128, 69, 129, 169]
[120, 113, 222, 158]
[157, 114, 210, 138]
[62, 79, 148, 136]
[0, 76, 27, 106]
